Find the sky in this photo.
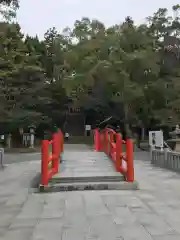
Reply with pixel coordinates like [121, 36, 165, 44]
[16, 0, 179, 39]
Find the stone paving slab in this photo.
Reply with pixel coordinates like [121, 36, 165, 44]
[1, 146, 180, 239]
[0, 160, 40, 239]
[2, 186, 178, 240]
[51, 176, 124, 184]
[55, 151, 124, 179]
[45, 181, 138, 192]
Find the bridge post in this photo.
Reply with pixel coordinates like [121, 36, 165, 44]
[116, 134, 122, 172]
[126, 139, 134, 182]
[105, 129, 109, 154]
[41, 140, 49, 186]
[109, 131, 114, 158]
[52, 132, 59, 172]
[60, 130, 64, 153]
[94, 128, 101, 151]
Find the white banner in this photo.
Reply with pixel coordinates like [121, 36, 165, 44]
[149, 130, 163, 148]
[85, 125, 91, 131]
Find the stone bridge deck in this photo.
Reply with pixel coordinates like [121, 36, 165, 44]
[47, 144, 137, 192]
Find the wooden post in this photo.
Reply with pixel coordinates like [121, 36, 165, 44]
[116, 134, 122, 172]
[94, 128, 100, 151]
[41, 140, 49, 186]
[109, 131, 114, 158]
[105, 129, 109, 154]
[52, 133, 58, 173]
[126, 139, 134, 182]
[60, 130, 64, 153]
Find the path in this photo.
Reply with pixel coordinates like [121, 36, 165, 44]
[3, 152, 40, 165]
[47, 146, 135, 192]
[0, 146, 180, 239]
[59, 151, 123, 179]
[60, 144, 121, 178]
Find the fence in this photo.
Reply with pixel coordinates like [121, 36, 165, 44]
[0, 148, 4, 168]
[41, 129, 64, 187]
[151, 149, 180, 172]
[94, 128, 134, 182]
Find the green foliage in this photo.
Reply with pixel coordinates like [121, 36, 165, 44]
[0, 22, 46, 128]
[0, 0, 19, 21]
[1, 3, 180, 132]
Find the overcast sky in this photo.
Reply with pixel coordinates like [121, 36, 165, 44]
[16, 0, 179, 39]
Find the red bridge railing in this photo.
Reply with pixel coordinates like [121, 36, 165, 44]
[40, 129, 64, 187]
[94, 128, 134, 182]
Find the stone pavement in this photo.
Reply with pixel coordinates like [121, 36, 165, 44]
[1, 149, 180, 239]
[59, 150, 123, 178]
[3, 152, 41, 165]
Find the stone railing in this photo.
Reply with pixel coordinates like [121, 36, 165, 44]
[0, 148, 4, 168]
[151, 149, 180, 172]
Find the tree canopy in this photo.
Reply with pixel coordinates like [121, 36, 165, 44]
[0, 2, 180, 132]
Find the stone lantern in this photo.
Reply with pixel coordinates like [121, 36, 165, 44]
[168, 124, 180, 151]
[29, 125, 36, 148]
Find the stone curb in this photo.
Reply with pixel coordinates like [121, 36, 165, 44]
[39, 181, 139, 193]
[50, 175, 125, 184]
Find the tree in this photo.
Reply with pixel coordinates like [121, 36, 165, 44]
[0, 0, 19, 20]
[62, 17, 157, 132]
[60, 9, 180, 133]
[1, 3, 180, 138]
[0, 22, 46, 129]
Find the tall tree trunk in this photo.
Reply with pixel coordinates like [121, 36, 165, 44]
[124, 103, 132, 138]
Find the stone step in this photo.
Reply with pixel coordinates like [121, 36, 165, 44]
[50, 175, 125, 184]
[40, 181, 139, 192]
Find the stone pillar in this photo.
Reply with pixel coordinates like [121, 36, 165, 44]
[30, 133, 34, 148]
[29, 127, 35, 148]
[150, 145, 155, 163]
[6, 134, 11, 148]
[164, 148, 168, 168]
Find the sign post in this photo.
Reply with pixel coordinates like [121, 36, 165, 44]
[85, 125, 91, 136]
[149, 130, 164, 151]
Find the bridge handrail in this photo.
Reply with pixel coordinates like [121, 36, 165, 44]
[94, 128, 134, 182]
[40, 129, 64, 187]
